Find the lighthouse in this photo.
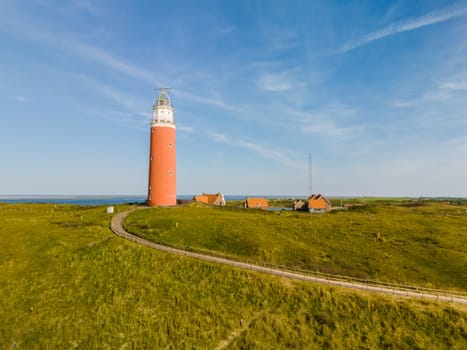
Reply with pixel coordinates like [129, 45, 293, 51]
[147, 89, 176, 206]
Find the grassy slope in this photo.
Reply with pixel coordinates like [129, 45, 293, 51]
[0, 203, 466, 349]
[125, 201, 467, 290]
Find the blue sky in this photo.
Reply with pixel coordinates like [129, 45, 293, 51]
[1, 0, 467, 197]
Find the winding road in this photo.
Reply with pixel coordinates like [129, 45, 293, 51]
[111, 209, 467, 305]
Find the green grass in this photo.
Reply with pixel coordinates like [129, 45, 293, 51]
[125, 200, 467, 291]
[1, 203, 466, 348]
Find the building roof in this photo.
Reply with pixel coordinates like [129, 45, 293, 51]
[202, 193, 220, 205]
[193, 193, 225, 206]
[307, 194, 331, 211]
[293, 200, 306, 210]
[193, 195, 208, 203]
[307, 194, 331, 205]
[245, 197, 269, 208]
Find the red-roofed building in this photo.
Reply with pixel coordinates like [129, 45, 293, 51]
[307, 194, 331, 212]
[244, 197, 269, 210]
[192, 193, 226, 206]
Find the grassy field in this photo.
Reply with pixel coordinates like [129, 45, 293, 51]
[125, 200, 467, 291]
[1, 203, 466, 348]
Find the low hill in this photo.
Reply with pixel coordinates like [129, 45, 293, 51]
[125, 200, 467, 291]
[0, 203, 466, 348]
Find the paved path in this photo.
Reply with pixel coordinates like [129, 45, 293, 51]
[111, 209, 467, 305]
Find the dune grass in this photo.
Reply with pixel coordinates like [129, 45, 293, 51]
[125, 200, 467, 291]
[0, 203, 466, 348]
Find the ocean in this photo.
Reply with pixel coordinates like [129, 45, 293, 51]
[0, 195, 299, 206]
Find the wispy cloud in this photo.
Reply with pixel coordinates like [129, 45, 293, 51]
[58, 0, 101, 18]
[211, 133, 230, 143]
[267, 29, 299, 51]
[71, 44, 238, 111]
[71, 43, 163, 85]
[440, 80, 467, 91]
[216, 24, 235, 36]
[253, 3, 300, 52]
[235, 139, 303, 169]
[339, 5, 467, 53]
[174, 89, 238, 111]
[390, 73, 467, 133]
[78, 106, 147, 132]
[78, 74, 142, 110]
[392, 73, 467, 108]
[301, 120, 361, 138]
[209, 132, 303, 169]
[1, 17, 237, 113]
[65, 42, 241, 112]
[289, 104, 363, 140]
[256, 70, 305, 92]
[177, 123, 195, 133]
[68, 74, 155, 130]
[29, 65, 217, 135]
[8, 95, 29, 103]
[392, 90, 452, 108]
[391, 99, 418, 108]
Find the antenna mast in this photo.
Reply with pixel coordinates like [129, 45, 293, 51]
[154, 87, 172, 92]
[308, 153, 312, 195]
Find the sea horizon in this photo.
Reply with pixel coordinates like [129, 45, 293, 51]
[0, 194, 302, 205]
[1, 194, 465, 206]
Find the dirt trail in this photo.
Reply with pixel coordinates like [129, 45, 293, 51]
[111, 209, 467, 306]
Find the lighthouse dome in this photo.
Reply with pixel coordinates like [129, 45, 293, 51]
[156, 90, 171, 107]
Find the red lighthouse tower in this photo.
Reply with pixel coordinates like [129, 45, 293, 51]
[147, 89, 176, 206]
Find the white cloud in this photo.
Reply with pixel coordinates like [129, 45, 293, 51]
[216, 25, 235, 36]
[254, 5, 300, 52]
[63, 73, 154, 130]
[209, 131, 303, 170]
[235, 140, 303, 169]
[65, 42, 242, 113]
[8, 95, 29, 103]
[78, 75, 140, 110]
[71, 43, 163, 85]
[70, 44, 239, 112]
[136, 111, 152, 119]
[267, 29, 299, 51]
[440, 80, 467, 91]
[177, 123, 195, 133]
[78, 107, 147, 132]
[376, 138, 467, 196]
[301, 120, 360, 138]
[211, 132, 230, 143]
[391, 99, 418, 108]
[257, 74, 292, 92]
[389, 72, 467, 138]
[340, 5, 467, 53]
[289, 104, 363, 140]
[174, 90, 238, 111]
[58, 0, 101, 18]
[70, 45, 238, 111]
[0, 17, 238, 113]
[257, 71, 305, 92]
[392, 72, 467, 109]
